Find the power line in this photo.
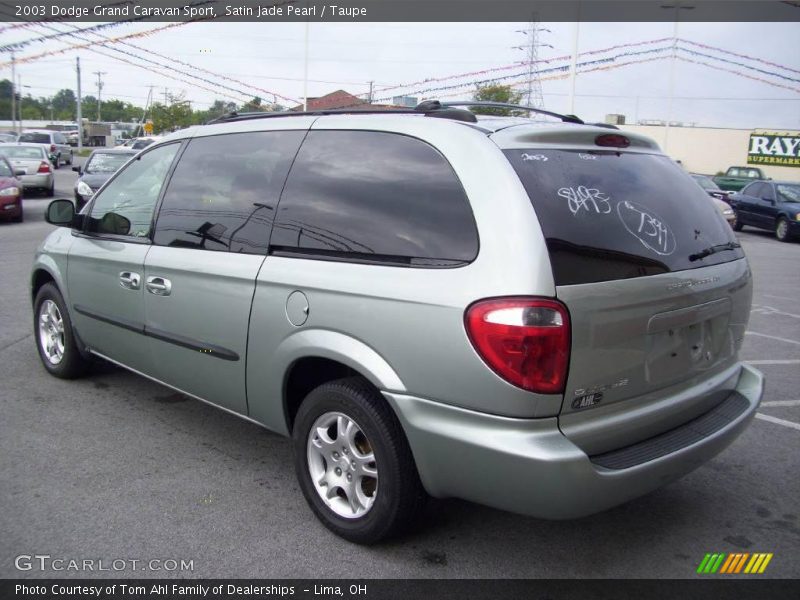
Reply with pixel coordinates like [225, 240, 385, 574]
[27, 23, 253, 104]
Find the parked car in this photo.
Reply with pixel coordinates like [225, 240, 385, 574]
[73, 148, 136, 210]
[0, 155, 23, 222]
[115, 136, 161, 151]
[33, 101, 763, 544]
[728, 180, 800, 242]
[712, 166, 768, 192]
[0, 143, 54, 196]
[18, 129, 73, 168]
[690, 174, 735, 228]
[711, 197, 736, 228]
[691, 173, 732, 202]
[0, 132, 18, 144]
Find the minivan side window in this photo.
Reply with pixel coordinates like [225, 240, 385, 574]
[153, 131, 305, 254]
[86, 143, 180, 238]
[271, 130, 478, 266]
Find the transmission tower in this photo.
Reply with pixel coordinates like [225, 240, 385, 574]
[514, 19, 552, 109]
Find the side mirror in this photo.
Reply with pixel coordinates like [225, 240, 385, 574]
[14, 168, 25, 176]
[72, 165, 81, 173]
[45, 199, 77, 227]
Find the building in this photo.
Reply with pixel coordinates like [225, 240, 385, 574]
[292, 90, 400, 112]
[619, 124, 800, 182]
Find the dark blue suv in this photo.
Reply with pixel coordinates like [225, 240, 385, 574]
[729, 180, 800, 242]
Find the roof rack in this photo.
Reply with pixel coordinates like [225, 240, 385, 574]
[205, 107, 417, 125]
[204, 100, 583, 126]
[422, 101, 584, 124]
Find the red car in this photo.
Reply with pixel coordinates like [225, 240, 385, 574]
[0, 156, 23, 222]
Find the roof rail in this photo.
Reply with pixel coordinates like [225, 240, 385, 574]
[203, 100, 581, 126]
[205, 107, 418, 125]
[420, 100, 584, 124]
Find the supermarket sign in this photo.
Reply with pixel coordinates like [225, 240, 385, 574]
[748, 133, 800, 167]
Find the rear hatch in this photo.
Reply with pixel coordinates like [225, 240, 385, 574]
[494, 126, 751, 453]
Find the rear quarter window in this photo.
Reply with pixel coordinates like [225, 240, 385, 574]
[19, 133, 50, 144]
[504, 149, 744, 285]
[271, 130, 478, 267]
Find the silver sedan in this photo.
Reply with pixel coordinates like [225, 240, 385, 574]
[0, 143, 55, 196]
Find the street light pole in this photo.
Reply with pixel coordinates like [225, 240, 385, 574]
[662, 2, 694, 155]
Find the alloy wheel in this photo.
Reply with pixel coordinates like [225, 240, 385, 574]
[306, 411, 378, 519]
[38, 299, 65, 365]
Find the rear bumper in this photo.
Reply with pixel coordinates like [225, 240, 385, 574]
[20, 174, 52, 189]
[384, 362, 763, 519]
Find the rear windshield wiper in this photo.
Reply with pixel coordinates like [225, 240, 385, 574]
[689, 241, 741, 262]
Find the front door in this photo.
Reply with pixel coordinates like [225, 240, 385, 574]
[67, 142, 182, 373]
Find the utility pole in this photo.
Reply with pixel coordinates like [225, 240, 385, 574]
[367, 81, 374, 104]
[163, 87, 170, 106]
[568, 20, 580, 115]
[93, 71, 106, 121]
[10, 52, 16, 133]
[17, 74, 23, 132]
[76, 57, 83, 150]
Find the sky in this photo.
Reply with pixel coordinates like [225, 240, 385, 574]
[0, 20, 798, 129]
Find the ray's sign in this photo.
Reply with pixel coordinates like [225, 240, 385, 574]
[748, 133, 800, 168]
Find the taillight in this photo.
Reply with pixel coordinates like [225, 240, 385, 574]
[50, 144, 56, 153]
[38, 161, 51, 173]
[595, 133, 630, 148]
[465, 298, 570, 394]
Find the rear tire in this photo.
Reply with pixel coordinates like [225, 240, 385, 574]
[44, 183, 54, 198]
[66, 152, 73, 165]
[33, 283, 89, 379]
[12, 210, 22, 223]
[775, 217, 792, 242]
[292, 377, 426, 544]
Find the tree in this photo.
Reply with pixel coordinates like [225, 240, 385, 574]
[471, 84, 524, 116]
[241, 96, 264, 112]
[151, 92, 193, 133]
[51, 88, 76, 119]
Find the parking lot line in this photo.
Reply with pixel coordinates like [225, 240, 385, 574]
[745, 331, 800, 346]
[761, 400, 800, 408]
[746, 359, 800, 365]
[755, 413, 800, 432]
[750, 305, 800, 319]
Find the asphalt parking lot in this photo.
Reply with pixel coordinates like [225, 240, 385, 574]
[1, 163, 798, 579]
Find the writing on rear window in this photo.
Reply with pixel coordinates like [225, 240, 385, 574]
[617, 201, 677, 256]
[558, 186, 611, 216]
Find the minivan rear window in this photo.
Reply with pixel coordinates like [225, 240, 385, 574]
[504, 149, 745, 285]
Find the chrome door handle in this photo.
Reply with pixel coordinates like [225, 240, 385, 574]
[146, 276, 172, 296]
[119, 271, 141, 290]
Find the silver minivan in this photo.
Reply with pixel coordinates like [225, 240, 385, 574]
[32, 102, 763, 543]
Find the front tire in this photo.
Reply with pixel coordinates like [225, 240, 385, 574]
[66, 151, 73, 165]
[292, 377, 425, 544]
[732, 211, 743, 231]
[34, 283, 89, 379]
[775, 217, 792, 242]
